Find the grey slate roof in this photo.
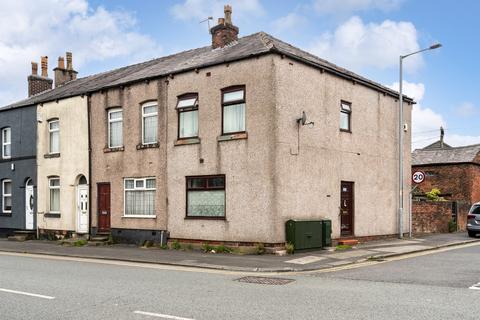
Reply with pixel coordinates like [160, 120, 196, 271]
[1, 32, 412, 111]
[412, 142, 480, 165]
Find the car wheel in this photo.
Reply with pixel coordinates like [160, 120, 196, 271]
[468, 231, 477, 238]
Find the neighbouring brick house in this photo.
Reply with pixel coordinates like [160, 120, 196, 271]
[411, 134, 480, 232]
[1, 5, 414, 245]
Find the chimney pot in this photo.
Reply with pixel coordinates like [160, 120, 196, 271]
[66, 52, 73, 70]
[218, 17, 225, 25]
[210, 4, 239, 49]
[41, 56, 48, 77]
[31, 62, 38, 76]
[224, 5, 232, 25]
[58, 57, 65, 69]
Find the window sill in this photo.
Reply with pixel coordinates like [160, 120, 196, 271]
[44, 213, 61, 218]
[340, 129, 352, 134]
[217, 132, 248, 142]
[174, 137, 201, 146]
[44, 153, 60, 159]
[185, 216, 226, 220]
[122, 215, 157, 219]
[137, 143, 159, 150]
[104, 146, 124, 153]
[0, 212, 12, 217]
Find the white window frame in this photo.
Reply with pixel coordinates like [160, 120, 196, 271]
[2, 179, 12, 213]
[142, 102, 158, 145]
[108, 108, 123, 148]
[177, 94, 199, 139]
[48, 177, 60, 214]
[123, 177, 156, 218]
[2, 127, 11, 159]
[48, 120, 60, 154]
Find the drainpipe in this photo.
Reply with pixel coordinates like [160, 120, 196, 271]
[87, 94, 92, 239]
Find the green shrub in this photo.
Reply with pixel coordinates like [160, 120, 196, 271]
[73, 239, 88, 247]
[255, 243, 265, 255]
[336, 244, 352, 250]
[426, 188, 445, 201]
[158, 244, 168, 250]
[215, 244, 232, 254]
[285, 243, 294, 254]
[171, 240, 181, 250]
[448, 220, 457, 233]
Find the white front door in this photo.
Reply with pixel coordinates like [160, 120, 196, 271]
[25, 184, 34, 230]
[77, 186, 89, 233]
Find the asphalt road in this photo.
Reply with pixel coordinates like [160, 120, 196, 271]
[1, 244, 479, 320]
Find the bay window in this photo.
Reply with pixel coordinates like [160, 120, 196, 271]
[124, 178, 156, 217]
[2, 127, 11, 159]
[108, 108, 123, 148]
[177, 94, 198, 139]
[222, 86, 245, 135]
[49, 177, 60, 213]
[2, 179, 12, 213]
[142, 102, 158, 144]
[186, 175, 225, 218]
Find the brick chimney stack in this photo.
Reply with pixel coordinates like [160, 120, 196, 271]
[28, 56, 53, 97]
[210, 4, 239, 49]
[54, 51, 78, 88]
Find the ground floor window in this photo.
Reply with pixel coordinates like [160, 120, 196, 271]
[124, 178, 156, 217]
[186, 175, 225, 218]
[2, 179, 12, 213]
[49, 177, 60, 213]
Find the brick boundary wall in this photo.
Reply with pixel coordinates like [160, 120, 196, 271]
[412, 200, 470, 234]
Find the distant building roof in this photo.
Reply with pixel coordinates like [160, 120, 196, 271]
[1, 32, 413, 111]
[412, 142, 480, 166]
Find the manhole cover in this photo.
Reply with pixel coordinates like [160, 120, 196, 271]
[235, 276, 295, 285]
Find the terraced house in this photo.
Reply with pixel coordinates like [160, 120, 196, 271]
[1, 6, 414, 246]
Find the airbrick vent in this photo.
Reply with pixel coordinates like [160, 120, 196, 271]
[235, 276, 294, 286]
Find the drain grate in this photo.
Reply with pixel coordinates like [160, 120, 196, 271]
[235, 276, 295, 285]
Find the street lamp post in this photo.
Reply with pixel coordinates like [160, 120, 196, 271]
[398, 43, 441, 239]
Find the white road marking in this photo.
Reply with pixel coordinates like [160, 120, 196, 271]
[134, 310, 195, 320]
[469, 283, 480, 290]
[0, 288, 55, 300]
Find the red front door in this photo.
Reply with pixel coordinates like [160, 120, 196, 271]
[97, 183, 111, 232]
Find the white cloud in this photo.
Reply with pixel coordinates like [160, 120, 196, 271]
[271, 13, 308, 33]
[456, 102, 478, 117]
[309, 16, 423, 73]
[313, 0, 403, 15]
[170, 0, 264, 22]
[0, 0, 162, 106]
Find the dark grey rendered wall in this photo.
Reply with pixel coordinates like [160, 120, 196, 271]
[0, 105, 37, 236]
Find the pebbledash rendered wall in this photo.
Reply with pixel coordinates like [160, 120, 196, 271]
[36, 96, 89, 234]
[0, 105, 37, 235]
[89, 53, 412, 244]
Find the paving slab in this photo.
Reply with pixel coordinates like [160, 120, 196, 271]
[285, 256, 326, 265]
[372, 245, 432, 254]
[328, 249, 376, 259]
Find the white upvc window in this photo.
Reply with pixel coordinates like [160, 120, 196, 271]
[2, 127, 11, 159]
[108, 109, 123, 148]
[142, 102, 158, 145]
[48, 120, 60, 154]
[2, 179, 12, 213]
[177, 94, 199, 139]
[222, 87, 246, 135]
[49, 177, 60, 213]
[124, 177, 156, 217]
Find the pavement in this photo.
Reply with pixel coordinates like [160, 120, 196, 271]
[1, 242, 480, 319]
[0, 232, 476, 272]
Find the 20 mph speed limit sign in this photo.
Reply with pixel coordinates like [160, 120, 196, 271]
[412, 171, 425, 184]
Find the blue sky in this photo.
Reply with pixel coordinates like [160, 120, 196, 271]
[1, 0, 479, 148]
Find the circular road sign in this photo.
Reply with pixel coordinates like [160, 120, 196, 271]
[412, 171, 425, 184]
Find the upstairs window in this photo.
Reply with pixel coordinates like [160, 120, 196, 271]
[48, 120, 60, 154]
[108, 109, 123, 148]
[222, 86, 245, 134]
[2, 179, 12, 213]
[186, 175, 225, 218]
[340, 101, 352, 132]
[124, 178, 156, 217]
[142, 102, 158, 145]
[2, 127, 11, 159]
[49, 177, 60, 213]
[177, 94, 199, 139]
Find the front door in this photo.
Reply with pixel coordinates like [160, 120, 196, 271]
[340, 181, 354, 236]
[77, 186, 89, 233]
[25, 181, 34, 230]
[97, 183, 111, 232]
